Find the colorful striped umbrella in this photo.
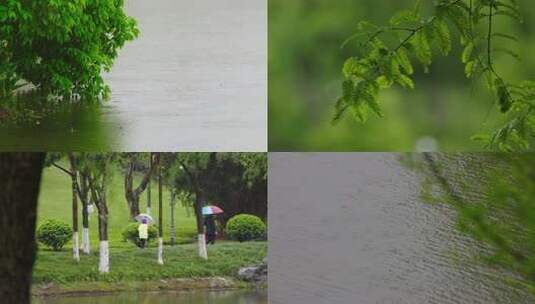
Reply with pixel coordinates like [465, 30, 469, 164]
[202, 205, 224, 215]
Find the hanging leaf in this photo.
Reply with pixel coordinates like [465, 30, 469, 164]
[432, 18, 452, 55]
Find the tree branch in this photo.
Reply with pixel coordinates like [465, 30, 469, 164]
[422, 153, 526, 264]
[52, 162, 72, 176]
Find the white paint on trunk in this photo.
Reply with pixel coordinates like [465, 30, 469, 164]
[82, 227, 90, 254]
[198, 234, 208, 260]
[157, 237, 164, 265]
[72, 232, 80, 262]
[99, 241, 109, 273]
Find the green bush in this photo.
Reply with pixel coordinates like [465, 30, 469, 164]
[225, 214, 266, 242]
[122, 223, 158, 248]
[36, 219, 72, 251]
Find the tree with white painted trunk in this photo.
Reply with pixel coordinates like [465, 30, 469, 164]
[156, 153, 164, 265]
[69, 158, 80, 262]
[163, 153, 215, 260]
[78, 172, 92, 255]
[48, 153, 81, 261]
[86, 153, 112, 274]
[49, 153, 93, 256]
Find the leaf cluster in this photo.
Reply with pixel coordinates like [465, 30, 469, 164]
[0, 0, 139, 101]
[335, 0, 534, 150]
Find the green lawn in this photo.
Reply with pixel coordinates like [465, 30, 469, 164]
[37, 163, 197, 248]
[34, 164, 267, 288]
[33, 242, 267, 286]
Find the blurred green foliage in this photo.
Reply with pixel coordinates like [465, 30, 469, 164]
[269, 0, 535, 151]
[417, 153, 535, 294]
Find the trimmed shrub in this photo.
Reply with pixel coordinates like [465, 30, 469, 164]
[226, 214, 266, 242]
[122, 222, 158, 248]
[36, 219, 72, 251]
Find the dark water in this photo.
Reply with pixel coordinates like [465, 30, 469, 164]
[0, 99, 115, 151]
[1, 0, 266, 151]
[33, 290, 267, 304]
[268, 153, 533, 304]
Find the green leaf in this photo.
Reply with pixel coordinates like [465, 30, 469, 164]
[413, 30, 432, 68]
[465, 60, 478, 78]
[343, 57, 359, 78]
[361, 81, 382, 117]
[495, 79, 513, 113]
[376, 76, 393, 89]
[462, 42, 474, 63]
[390, 10, 418, 25]
[432, 18, 451, 55]
[352, 103, 369, 123]
[332, 97, 349, 125]
[395, 47, 414, 75]
[342, 80, 353, 100]
[397, 74, 415, 89]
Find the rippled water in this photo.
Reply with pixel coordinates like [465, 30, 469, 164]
[103, 0, 267, 151]
[1, 0, 266, 151]
[268, 153, 533, 304]
[33, 289, 267, 304]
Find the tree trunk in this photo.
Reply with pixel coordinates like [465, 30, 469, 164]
[90, 172, 109, 274]
[157, 155, 164, 264]
[81, 202, 90, 254]
[147, 152, 152, 215]
[125, 155, 156, 220]
[70, 162, 80, 262]
[79, 173, 90, 254]
[0, 153, 45, 304]
[98, 207, 109, 273]
[170, 194, 176, 246]
[195, 189, 207, 260]
[124, 162, 140, 219]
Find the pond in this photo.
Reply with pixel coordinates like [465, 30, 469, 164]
[0, 0, 266, 151]
[34, 289, 267, 304]
[268, 153, 534, 304]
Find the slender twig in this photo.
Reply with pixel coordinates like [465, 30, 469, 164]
[52, 162, 72, 176]
[488, 1, 494, 68]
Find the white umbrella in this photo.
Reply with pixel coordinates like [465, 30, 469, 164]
[135, 213, 154, 223]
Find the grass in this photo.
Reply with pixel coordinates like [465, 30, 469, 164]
[33, 241, 267, 286]
[34, 163, 267, 290]
[37, 163, 197, 248]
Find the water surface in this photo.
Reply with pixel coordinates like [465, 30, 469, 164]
[103, 0, 267, 151]
[1, 0, 266, 151]
[34, 289, 267, 304]
[268, 153, 533, 304]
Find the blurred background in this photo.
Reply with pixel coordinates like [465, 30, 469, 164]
[269, 0, 535, 151]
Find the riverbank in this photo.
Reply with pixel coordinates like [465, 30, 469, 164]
[32, 277, 255, 297]
[33, 241, 267, 296]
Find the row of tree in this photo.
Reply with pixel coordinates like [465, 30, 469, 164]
[47, 152, 267, 271]
[0, 152, 267, 303]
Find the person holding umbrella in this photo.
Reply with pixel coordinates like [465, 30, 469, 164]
[202, 205, 223, 245]
[135, 213, 153, 249]
[138, 218, 149, 248]
[205, 215, 216, 245]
